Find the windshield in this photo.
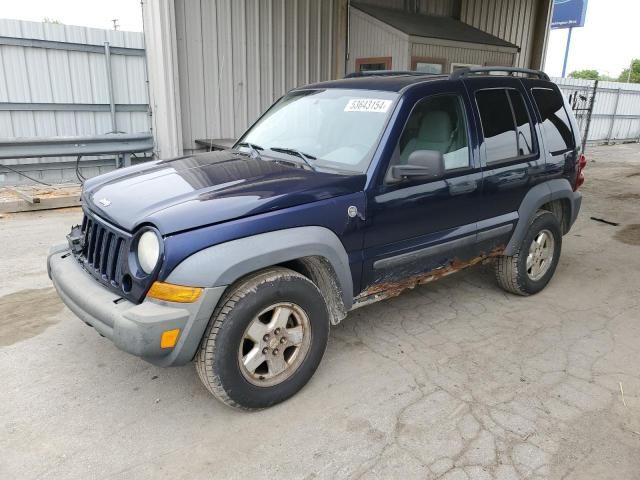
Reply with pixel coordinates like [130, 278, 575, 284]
[238, 89, 398, 173]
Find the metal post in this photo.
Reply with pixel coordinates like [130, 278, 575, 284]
[561, 27, 573, 78]
[345, 0, 351, 74]
[104, 41, 123, 167]
[607, 88, 622, 144]
[103, 42, 117, 133]
[581, 80, 598, 154]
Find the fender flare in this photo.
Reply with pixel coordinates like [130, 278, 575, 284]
[165, 226, 354, 310]
[505, 178, 578, 255]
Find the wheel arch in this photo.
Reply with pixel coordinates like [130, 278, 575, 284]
[278, 256, 348, 325]
[505, 179, 576, 256]
[164, 226, 354, 319]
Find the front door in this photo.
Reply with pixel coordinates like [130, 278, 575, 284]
[360, 83, 484, 296]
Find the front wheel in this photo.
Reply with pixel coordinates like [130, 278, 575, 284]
[195, 268, 330, 409]
[494, 210, 562, 296]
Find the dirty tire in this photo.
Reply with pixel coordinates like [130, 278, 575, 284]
[495, 210, 562, 296]
[195, 267, 330, 410]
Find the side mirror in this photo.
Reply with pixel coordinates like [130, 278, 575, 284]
[391, 150, 445, 181]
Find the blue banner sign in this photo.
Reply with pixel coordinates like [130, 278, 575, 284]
[551, 0, 588, 29]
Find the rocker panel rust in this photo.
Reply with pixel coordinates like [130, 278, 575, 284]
[352, 246, 505, 309]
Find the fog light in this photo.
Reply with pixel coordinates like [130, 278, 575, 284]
[160, 328, 181, 349]
[147, 281, 203, 303]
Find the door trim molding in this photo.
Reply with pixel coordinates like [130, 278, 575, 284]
[373, 222, 513, 271]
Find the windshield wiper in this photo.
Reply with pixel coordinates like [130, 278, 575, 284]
[269, 147, 317, 171]
[236, 142, 264, 158]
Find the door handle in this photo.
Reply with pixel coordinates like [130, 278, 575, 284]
[448, 181, 477, 196]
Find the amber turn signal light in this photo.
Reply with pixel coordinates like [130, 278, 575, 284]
[160, 328, 181, 349]
[147, 281, 203, 303]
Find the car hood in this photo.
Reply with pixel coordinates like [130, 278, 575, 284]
[82, 150, 367, 235]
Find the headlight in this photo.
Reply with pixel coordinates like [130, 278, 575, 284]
[137, 230, 161, 274]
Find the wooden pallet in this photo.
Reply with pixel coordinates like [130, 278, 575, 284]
[0, 184, 82, 213]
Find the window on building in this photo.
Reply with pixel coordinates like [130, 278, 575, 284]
[531, 88, 575, 154]
[450, 63, 481, 73]
[356, 57, 392, 72]
[393, 94, 470, 174]
[411, 57, 445, 74]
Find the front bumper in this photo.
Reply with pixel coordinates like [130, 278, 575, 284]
[48, 244, 226, 367]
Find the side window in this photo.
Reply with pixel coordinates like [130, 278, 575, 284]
[531, 88, 575, 154]
[476, 89, 518, 162]
[476, 88, 536, 163]
[396, 94, 470, 172]
[508, 90, 535, 156]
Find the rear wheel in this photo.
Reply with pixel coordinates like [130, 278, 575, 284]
[195, 268, 330, 409]
[495, 210, 562, 296]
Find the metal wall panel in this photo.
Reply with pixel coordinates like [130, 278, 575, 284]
[0, 19, 149, 169]
[348, 7, 410, 71]
[357, 0, 456, 16]
[417, 0, 456, 16]
[460, 0, 539, 68]
[174, 0, 339, 152]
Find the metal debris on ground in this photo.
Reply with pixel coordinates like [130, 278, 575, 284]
[590, 217, 620, 226]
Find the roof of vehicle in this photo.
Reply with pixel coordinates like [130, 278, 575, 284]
[301, 73, 449, 93]
[301, 67, 553, 93]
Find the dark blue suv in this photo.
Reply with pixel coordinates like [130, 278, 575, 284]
[48, 68, 585, 409]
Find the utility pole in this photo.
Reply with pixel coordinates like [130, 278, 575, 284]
[111, 19, 119, 31]
[561, 27, 573, 78]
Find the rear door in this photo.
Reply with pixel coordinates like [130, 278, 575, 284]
[463, 77, 545, 252]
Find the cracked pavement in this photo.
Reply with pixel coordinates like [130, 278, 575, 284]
[1, 144, 640, 479]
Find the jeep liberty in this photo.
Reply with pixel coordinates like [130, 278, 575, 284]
[48, 68, 585, 409]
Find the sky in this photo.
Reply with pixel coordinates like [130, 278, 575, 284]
[2, 0, 144, 32]
[1, 0, 639, 79]
[545, 0, 640, 78]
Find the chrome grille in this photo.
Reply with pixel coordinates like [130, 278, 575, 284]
[80, 212, 128, 287]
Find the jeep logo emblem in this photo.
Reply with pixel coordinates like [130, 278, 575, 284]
[98, 198, 111, 207]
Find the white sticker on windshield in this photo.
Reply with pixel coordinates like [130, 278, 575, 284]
[344, 99, 392, 113]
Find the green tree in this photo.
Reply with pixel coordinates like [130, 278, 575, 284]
[43, 18, 63, 24]
[618, 59, 640, 83]
[569, 69, 600, 80]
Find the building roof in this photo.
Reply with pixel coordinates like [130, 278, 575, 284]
[352, 2, 518, 50]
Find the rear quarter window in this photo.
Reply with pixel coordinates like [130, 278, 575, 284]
[531, 88, 575, 154]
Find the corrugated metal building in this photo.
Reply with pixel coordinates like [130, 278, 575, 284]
[142, 0, 552, 158]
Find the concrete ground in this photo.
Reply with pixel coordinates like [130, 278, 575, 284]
[1, 144, 640, 480]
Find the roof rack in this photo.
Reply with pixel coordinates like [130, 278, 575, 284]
[344, 70, 436, 79]
[449, 67, 550, 81]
